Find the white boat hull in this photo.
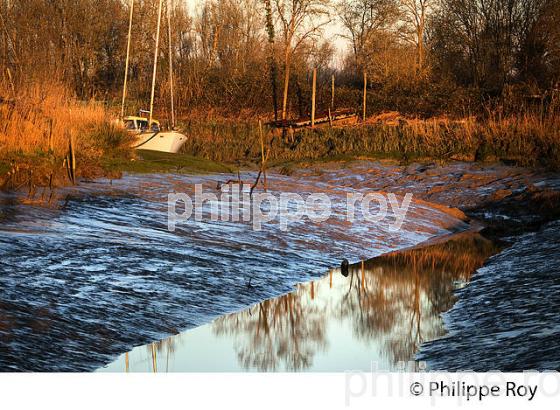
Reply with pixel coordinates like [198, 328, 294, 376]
[134, 131, 187, 154]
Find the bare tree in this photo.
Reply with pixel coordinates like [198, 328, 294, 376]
[264, 0, 280, 120]
[399, 0, 433, 75]
[337, 0, 399, 73]
[273, 0, 331, 122]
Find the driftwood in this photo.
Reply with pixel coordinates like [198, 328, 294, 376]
[216, 162, 250, 189]
[216, 123, 274, 196]
[266, 108, 357, 129]
[250, 121, 273, 197]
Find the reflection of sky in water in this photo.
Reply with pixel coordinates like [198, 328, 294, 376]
[102, 233, 499, 372]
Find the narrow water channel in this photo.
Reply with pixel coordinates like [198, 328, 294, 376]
[100, 232, 500, 372]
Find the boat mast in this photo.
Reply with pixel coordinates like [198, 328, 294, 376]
[121, 0, 134, 119]
[149, 0, 164, 125]
[167, 0, 175, 129]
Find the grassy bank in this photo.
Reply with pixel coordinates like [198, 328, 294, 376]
[1, 83, 131, 188]
[0, 84, 232, 191]
[2, 83, 559, 194]
[102, 150, 233, 175]
[181, 113, 560, 169]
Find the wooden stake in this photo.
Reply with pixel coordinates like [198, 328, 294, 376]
[48, 118, 53, 152]
[361, 259, 365, 291]
[362, 70, 367, 122]
[311, 68, 317, 128]
[331, 74, 335, 109]
[66, 130, 76, 185]
[71, 132, 76, 183]
[259, 121, 267, 191]
[251, 123, 273, 196]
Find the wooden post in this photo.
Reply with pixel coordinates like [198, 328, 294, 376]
[361, 259, 365, 291]
[259, 120, 267, 191]
[311, 68, 317, 128]
[48, 118, 53, 152]
[362, 70, 367, 122]
[331, 74, 335, 109]
[259, 121, 265, 163]
[66, 130, 76, 185]
[71, 133, 76, 183]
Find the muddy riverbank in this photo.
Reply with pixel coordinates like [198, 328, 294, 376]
[418, 220, 560, 371]
[290, 160, 560, 370]
[0, 165, 468, 371]
[1, 160, 559, 372]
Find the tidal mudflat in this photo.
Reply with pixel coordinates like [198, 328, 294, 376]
[418, 220, 560, 371]
[1, 160, 559, 372]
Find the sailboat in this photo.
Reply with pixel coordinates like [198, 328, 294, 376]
[120, 0, 187, 154]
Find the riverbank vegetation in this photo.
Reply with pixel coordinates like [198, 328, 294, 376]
[1, 0, 560, 186]
[0, 83, 134, 188]
[182, 110, 560, 169]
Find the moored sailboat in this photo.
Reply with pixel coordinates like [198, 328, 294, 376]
[119, 0, 187, 154]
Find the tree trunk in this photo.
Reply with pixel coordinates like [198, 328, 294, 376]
[331, 74, 335, 109]
[417, 13, 425, 75]
[263, 0, 278, 121]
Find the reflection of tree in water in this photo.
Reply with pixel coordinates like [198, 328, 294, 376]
[142, 336, 178, 373]
[211, 233, 499, 371]
[212, 289, 328, 371]
[336, 265, 398, 338]
[356, 233, 500, 366]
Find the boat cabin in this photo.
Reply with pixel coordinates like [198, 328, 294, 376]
[123, 116, 161, 133]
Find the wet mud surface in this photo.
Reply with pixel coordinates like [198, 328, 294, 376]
[1, 160, 559, 372]
[418, 220, 560, 371]
[0, 170, 465, 371]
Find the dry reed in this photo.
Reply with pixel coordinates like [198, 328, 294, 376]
[0, 83, 133, 190]
[181, 112, 560, 169]
[0, 83, 111, 155]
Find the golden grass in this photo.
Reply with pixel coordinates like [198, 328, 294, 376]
[180, 111, 560, 169]
[0, 83, 136, 190]
[0, 83, 112, 156]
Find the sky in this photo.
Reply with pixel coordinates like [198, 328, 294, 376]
[182, 0, 351, 62]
